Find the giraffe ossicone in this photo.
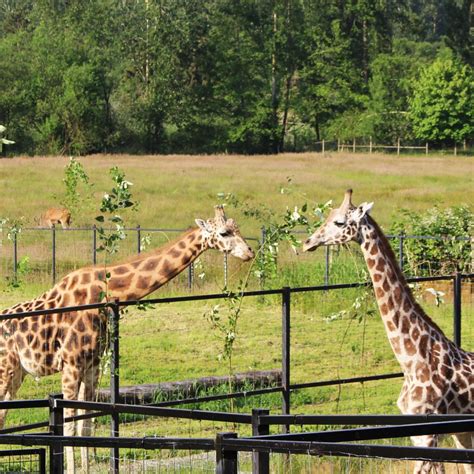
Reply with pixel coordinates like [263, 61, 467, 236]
[304, 189, 474, 474]
[0, 205, 254, 473]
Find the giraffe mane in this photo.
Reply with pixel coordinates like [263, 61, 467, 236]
[367, 215, 447, 337]
[119, 227, 198, 265]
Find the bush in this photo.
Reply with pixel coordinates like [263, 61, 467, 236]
[390, 205, 473, 276]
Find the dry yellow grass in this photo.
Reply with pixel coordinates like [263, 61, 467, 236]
[0, 152, 472, 232]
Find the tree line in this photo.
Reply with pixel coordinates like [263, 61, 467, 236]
[0, 0, 472, 156]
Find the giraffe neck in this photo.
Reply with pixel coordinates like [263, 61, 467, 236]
[358, 216, 449, 371]
[106, 227, 206, 300]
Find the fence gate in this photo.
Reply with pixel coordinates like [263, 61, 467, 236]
[0, 449, 46, 474]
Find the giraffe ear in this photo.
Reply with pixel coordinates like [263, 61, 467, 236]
[350, 202, 374, 223]
[360, 202, 374, 215]
[195, 219, 212, 233]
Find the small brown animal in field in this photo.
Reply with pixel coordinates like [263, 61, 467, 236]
[39, 207, 71, 229]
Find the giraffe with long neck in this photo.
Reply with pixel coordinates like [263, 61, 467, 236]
[303, 190, 474, 474]
[0, 206, 254, 473]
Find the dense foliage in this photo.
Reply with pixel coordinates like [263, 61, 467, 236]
[0, 0, 472, 155]
[390, 205, 473, 276]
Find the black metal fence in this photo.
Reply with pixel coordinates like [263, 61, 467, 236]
[0, 448, 46, 473]
[0, 272, 472, 472]
[2, 225, 471, 287]
[2, 396, 474, 473]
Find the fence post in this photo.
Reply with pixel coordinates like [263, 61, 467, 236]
[324, 246, 330, 285]
[137, 225, 141, 254]
[322, 139, 325, 155]
[397, 138, 400, 156]
[369, 136, 372, 154]
[224, 253, 228, 288]
[92, 225, 97, 265]
[52, 225, 56, 285]
[352, 138, 356, 153]
[337, 138, 340, 152]
[13, 230, 18, 280]
[49, 393, 64, 474]
[454, 143, 457, 156]
[425, 142, 429, 155]
[215, 432, 238, 474]
[281, 287, 291, 432]
[252, 409, 270, 474]
[187, 262, 194, 289]
[399, 233, 405, 272]
[110, 302, 120, 473]
[38, 449, 46, 474]
[453, 272, 462, 347]
[260, 227, 267, 288]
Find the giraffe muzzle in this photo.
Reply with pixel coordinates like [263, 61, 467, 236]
[302, 238, 320, 252]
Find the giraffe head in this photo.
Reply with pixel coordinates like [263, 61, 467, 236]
[195, 206, 255, 261]
[303, 189, 373, 252]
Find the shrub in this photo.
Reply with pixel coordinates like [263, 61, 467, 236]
[390, 205, 473, 276]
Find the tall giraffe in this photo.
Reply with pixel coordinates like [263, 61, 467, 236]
[303, 190, 474, 474]
[0, 206, 254, 473]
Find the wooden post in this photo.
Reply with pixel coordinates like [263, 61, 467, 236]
[252, 409, 270, 474]
[281, 287, 291, 433]
[453, 273, 462, 347]
[92, 225, 97, 265]
[52, 225, 56, 285]
[137, 225, 141, 254]
[463, 139, 467, 151]
[454, 143, 457, 156]
[322, 139, 325, 155]
[397, 138, 400, 156]
[49, 393, 64, 474]
[215, 433, 238, 474]
[110, 302, 120, 473]
[337, 138, 340, 152]
[369, 136, 372, 154]
[352, 138, 356, 153]
[425, 142, 429, 155]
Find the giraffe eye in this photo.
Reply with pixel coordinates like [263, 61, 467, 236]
[334, 221, 345, 227]
[219, 230, 231, 237]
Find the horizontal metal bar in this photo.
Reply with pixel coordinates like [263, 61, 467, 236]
[222, 438, 474, 463]
[289, 372, 404, 391]
[0, 422, 49, 435]
[0, 434, 215, 450]
[0, 448, 46, 456]
[56, 399, 252, 424]
[2, 274, 472, 320]
[261, 413, 474, 426]
[251, 419, 474, 442]
[0, 399, 49, 409]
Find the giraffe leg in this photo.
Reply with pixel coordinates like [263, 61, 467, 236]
[0, 356, 26, 429]
[452, 432, 474, 474]
[77, 365, 100, 474]
[62, 365, 82, 474]
[411, 434, 445, 474]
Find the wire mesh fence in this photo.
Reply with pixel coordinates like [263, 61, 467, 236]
[0, 226, 470, 291]
[0, 449, 45, 473]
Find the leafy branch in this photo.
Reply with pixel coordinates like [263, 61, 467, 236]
[59, 157, 93, 221]
[205, 180, 330, 406]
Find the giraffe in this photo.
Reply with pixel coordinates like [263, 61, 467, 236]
[303, 190, 474, 474]
[0, 205, 254, 473]
[39, 207, 72, 229]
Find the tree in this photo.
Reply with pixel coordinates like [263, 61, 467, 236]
[409, 55, 474, 144]
[363, 40, 439, 143]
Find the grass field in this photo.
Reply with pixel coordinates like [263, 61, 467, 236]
[0, 152, 472, 471]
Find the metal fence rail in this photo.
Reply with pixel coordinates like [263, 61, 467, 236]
[2, 225, 471, 287]
[2, 398, 474, 473]
[0, 272, 472, 472]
